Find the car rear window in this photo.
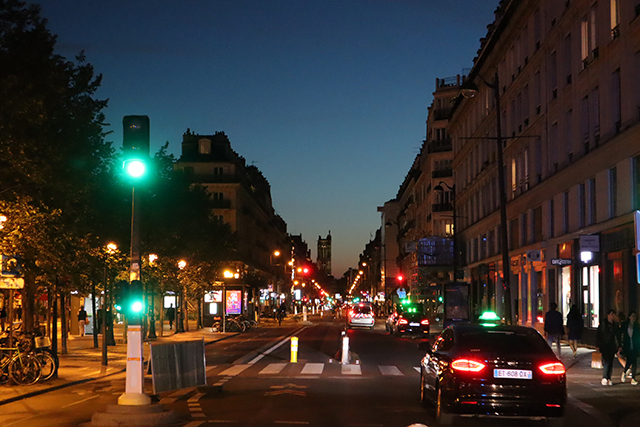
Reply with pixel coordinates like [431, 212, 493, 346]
[456, 329, 550, 354]
[352, 305, 372, 314]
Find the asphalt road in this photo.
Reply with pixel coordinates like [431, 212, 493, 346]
[1, 316, 639, 427]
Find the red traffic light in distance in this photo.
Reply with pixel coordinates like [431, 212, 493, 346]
[396, 274, 404, 282]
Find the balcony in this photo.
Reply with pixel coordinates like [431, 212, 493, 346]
[427, 139, 452, 153]
[431, 202, 453, 212]
[432, 168, 453, 178]
[210, 199, 231, 209]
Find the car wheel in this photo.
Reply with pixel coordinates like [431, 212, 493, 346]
[436, 386, 454, 425]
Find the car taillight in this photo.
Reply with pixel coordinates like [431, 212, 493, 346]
[397, 318, 408, 325]
[349, 310, 354, 317]
[539, 362, 565, 375]
[451, 359, 486, 372]
[420, 319, 429, 325]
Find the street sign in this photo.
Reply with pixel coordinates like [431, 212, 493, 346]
[0, 277, 24, 289]
[526, 250, 541, 262]
[579, 235, 600, 252]
[637, 253, 640, 284]
[635, 210, 640, 251]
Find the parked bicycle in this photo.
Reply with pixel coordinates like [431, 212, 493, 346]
[0, 344, 41, 385]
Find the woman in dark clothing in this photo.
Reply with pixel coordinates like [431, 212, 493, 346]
[597, 309, 622, 386]
[567, 304, 583, 358]
[620, 311, 640, 385]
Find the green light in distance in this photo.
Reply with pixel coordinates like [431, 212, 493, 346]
[131, 301, 144, 313]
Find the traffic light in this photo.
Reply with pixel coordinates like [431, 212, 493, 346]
[122, 115, 150, 180]
[126, 280, 144, 324]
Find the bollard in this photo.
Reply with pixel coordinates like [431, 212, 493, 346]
[290, 337, 299, 363]
[303, 306, 308, 322]
[341, 333, 349, 364]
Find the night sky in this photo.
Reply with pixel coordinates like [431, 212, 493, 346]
[35, 0, 498, 276]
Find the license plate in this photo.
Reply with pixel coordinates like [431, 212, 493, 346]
[409, 322, 420, 326]
[494, 369, 532, 379]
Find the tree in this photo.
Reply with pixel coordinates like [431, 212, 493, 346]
[0, 1, 114, 330]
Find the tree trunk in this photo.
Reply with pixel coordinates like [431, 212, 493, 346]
[60, 291, 68, 354]
[23, 273, 36, 332]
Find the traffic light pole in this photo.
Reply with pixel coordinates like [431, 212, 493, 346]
[118, 186, 150, 406]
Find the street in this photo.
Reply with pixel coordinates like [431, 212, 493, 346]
[1, 315, 639, 427]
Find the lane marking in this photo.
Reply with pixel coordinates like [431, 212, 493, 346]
[379, 365, 403, 376]
[62, 394, 99, 408]
[300, 363, 324, 375]
[188, 392, 205, 402]
[248, 326, 307, 364]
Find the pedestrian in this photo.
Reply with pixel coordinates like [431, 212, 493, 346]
[166, 304, 175, 330]
[566, 304, 583, 358]
[620, 311, 640, 385]
[77, 305, 88, 336]
[277, 302, 286, 326]
[617, 312, 628, 369]
[596, 308, 622, 386]
[544, 302, 564, 357]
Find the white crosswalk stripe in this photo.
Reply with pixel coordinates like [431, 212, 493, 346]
[341, 364, 361, 375]
[379, 365, 403, 376]
[300, 363, 324, 375]
[259, 363, 287, 374]
[219, 364, 251, 376]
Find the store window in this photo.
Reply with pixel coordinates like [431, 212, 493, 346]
[582, 265, 600, 328]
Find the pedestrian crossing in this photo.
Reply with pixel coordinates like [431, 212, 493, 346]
[209, 362, 421, 378]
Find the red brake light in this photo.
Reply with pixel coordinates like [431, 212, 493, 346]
[539, 362, 565, 375]
[451, 359, 486, 372]
[397, 318, 409, 325]
[349, 310, 354, 317]
[420, 319, 430, 325]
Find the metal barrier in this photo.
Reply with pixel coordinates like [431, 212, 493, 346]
[149, 339, 206, 394]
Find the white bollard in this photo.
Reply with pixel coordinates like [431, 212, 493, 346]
[303, 306, 308, 321]
[341, 333, 350, 364]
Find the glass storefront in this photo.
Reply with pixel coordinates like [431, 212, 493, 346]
[582, 265, 600, 328]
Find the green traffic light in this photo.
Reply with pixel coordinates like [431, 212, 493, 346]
[124, 159, 146, 178]
[131, 301, 143, 313]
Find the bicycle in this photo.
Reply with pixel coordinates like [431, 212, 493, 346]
[9, 330, 57, 382]
[0, 345, 42, 385]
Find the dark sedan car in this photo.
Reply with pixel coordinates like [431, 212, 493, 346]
[419, 324, 566, 426]
[387, 303, 429, 337]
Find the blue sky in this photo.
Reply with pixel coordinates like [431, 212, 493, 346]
[36, 0, 498, 276]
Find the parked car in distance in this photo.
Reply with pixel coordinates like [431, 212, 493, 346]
[386, 302, 429, 337]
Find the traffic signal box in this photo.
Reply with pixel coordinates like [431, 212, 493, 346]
[127, 280, 144, 325]
[122, 115, 150, 179]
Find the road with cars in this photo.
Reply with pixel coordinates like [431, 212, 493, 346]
[1, 314, 639, 427]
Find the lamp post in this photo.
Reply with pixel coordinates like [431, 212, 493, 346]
[434, 182, 457, 283]
[461, 72, 513, 325]
[176, 260, 186, 333]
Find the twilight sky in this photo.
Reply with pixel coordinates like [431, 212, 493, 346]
[36, 0, 497, 277]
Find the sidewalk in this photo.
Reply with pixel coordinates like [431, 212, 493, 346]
[556, 342, 640, 427]
[0, 321, 238, 406]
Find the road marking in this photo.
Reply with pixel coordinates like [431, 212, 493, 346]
[206, 365, 217, 373]
[183, 422, 205, 427]
[219, 364, 251, 376]
[62, 394, 99, 408]
[300, 363, 324, 375]
[188, 392, 205, 402]
[379, 365, 403, 376]
[260, 363, 287, 374]
[414, 367, 420, 373]
[341, 364, 361, 375]
[247, 326, 307, 364]
[274, 422, 310, 425]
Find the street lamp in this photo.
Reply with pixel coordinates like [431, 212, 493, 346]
[434, 181, 457, 282]
[460, 72, 513, 325]
[176, 259, 186, 333]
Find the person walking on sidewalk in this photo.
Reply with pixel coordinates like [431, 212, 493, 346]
[567, 304, 583, 358]
[166, 304, 176, 330]
[620, 311, 640, 385]
[597, 308, 622, 386]
[77, 305, 88, 336]
[544, 302, 564, 357]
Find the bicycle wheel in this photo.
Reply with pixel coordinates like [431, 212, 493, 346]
[36, 351, 57, 381]
[0, 353, 10, 384]
[10, 354, 41, 385]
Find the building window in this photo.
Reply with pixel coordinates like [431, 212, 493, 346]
[579, 183, 586, 228]
[213, 167, 223, 176]
[212, 215, 224, 225]
[198, 138, 211, 154]
[533, 206, 543, 242]
[609, 167, 617, 218]
[563, 191, 569, 234]
[611, 0, 620, 39]
[591, 87, 601, 145]
[550, 51, 558, 99]
[612, 69, 621, 134]
[588, 177, 597, 225]
[212, 192, 224, 201]
[549, 199, 555, 237]
[510, 217, 520, 250]
[581, 95, 590, 151]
